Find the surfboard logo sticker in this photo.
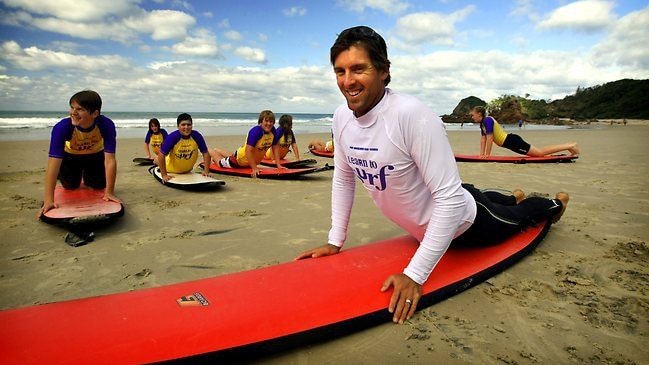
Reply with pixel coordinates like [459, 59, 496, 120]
[177, 292, 209, 307]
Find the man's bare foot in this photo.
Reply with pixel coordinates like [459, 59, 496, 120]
[552, 192, 569, 223]
[568, 143, 579, 156]
[512, 189, 525, 204]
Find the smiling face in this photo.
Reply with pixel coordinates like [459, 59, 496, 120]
[260, 116, 275, 133]
[333, 45, 388, 118]
[177, 119, 193, 136]
[69, 100, 99, 128]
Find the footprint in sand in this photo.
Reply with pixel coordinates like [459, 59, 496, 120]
[156, 250, 181, 264]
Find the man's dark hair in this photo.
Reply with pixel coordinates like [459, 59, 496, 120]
[330, 26, 391, 86]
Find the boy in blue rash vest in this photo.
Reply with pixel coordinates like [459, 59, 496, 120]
[209, 110, 285, 177]
[156, 113, 211, 182]
[470, 106, 579, 158]
[265, 114, 301, 162]
[144, 118, 168, 161]
[39, 90, 121, 216]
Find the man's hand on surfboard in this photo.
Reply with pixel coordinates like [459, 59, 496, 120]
[381, 273, 422, 324]
[294, 244, 341, 260]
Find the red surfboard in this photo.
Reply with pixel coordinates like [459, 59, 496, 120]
[454, 154, 578, 163]
[199, 162, 330, 179]
[0, 220, 551, 364]
[310, 149, 334, 158]
[39, 186, 124, 224]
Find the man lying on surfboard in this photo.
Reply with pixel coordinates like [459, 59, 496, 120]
[295, 26, 570, 325]
[470, 106, 580, 158]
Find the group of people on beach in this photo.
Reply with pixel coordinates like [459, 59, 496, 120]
[38, 26, 575, 325]
[143, 110, 302, 180]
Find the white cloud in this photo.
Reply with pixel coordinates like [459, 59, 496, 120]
[169, 29, 219, 58]
[2, 0, 137, 21]
[147, 61, 187, 70]
[224, 30, 242, 41]
[336, 0, 410, 14]
[537, 0, 615, 32]
[124, 10, 196, 40]
[2, 2, 194, 43]
[592, 6, 649, 71]
[16, 12, 138, 43]
[233, 47, 267, 64]
[283, 7, 307, 17]
[0, 40, 130, 71]
[394, 6, 475, 46]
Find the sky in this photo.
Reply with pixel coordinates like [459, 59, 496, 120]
[0, 0, 647, 115]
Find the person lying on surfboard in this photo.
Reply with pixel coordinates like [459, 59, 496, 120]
[470, 106, 580, 158]
[209, 110, 285, 178]
[264, 114, 301, 162]
[39, 90, 121, 216]
[308, 138, 334, 154]
[295, 26, 570, 325]
[144, 118, 168, 162]
[156, 113, 211, 182]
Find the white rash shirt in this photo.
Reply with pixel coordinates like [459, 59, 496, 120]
[328, 89, 477, 284]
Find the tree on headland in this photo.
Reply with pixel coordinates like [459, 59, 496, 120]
[443, 79, 649, 123]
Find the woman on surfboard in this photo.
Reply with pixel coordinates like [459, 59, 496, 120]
[470, 106, 579, 158]
[144, 118, 168, 161]
[156, 113, 211, 182]
[265, 114, 301, 162]
[209, 110, 285, 177]
[39, 90, 121, 216]
[295, 26, 570, 325]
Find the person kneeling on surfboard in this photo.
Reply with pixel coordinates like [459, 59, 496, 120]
[156, 113, 211, 182]
[295, 26, 570, 325]
[209, 110, 285, 178]
[39, 90, 121, 216]
[470, 106, 579, 158]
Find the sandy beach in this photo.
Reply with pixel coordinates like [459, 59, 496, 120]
[0, 123, 647, 364]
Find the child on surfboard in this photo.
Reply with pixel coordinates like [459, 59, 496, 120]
[144, 118, 168, 162]
[295, 26, 570, 325]
[156, 113, 211, 182]
[264, 114, 301, 162]
[470, 106, 579, 158]
[39, 90, 121, 216]
[209, 110, 285, 177]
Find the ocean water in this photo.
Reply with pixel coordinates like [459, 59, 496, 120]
[0, 110, 569, 142]
[0, 111, 336, 141]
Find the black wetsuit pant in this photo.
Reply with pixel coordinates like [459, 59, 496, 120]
[453, 183, 563, 246]
[59, 151, 106, 190]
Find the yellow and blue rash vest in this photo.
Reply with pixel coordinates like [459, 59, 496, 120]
[265, 127, 295, 159]
[325, 140, 334, 152]
[234, 125, 278, 166]
[159, 130, 209, 174]
[480, 116, 508, 146]
[145, 129, 168, 155]
[48, 115, 117, 158]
